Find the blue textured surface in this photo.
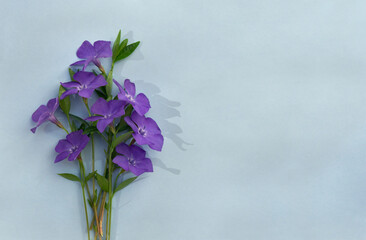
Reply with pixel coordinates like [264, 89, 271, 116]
[1, 1, 366, 239]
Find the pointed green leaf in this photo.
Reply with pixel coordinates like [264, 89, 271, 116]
[70, 121, 77, 132]
[112, 30, 121, 57]
[115, 41, 140, 62]
[68, 68, 75, 81]
[58, 86, 70, 117]
[95, 173, 109, 192]
[114, 39, 128, 61]
[85, 171, 96, 182]
[114, 177, 137, 195]
[93, 190, 97, 203]
[95, 89, 107, 99]
[106, 70, 113, 98]
[70, 114, 90, 126]
[112, 131, 133, 149]
[88, 198, 93, 208]
[58, 173, 80, 182]
[83, 126, 98, 135]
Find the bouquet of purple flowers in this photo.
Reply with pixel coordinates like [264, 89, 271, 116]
[31, 30, 163, 240]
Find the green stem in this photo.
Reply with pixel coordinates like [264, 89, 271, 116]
[79, 160, 90, 240]
[113, 169, 125, 191]
[61, 125, 69, 134]
[83, 98, 91, 116]
[107, 148, 113, 239]
[84, 98, 96, 217]
[91, 135, 95, 203]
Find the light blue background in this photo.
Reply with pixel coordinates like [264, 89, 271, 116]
[1, 0, 366, 239]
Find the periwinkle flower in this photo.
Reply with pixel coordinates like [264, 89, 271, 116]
[113, 143, 153, 176]
[85, 98, 125, 133]
[125, 112, 164, 151]
[114, 79, 150, 116]
[71, 40, 112, 71]
[60, 71, 107, 99]
[31, 98, 63, 133]
[54, 130, 90, 163]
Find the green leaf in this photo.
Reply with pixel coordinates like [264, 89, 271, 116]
[114, 177, 137, 195]
[115, 41, 140, 62]
[95, 89, 107, 99]
[115, 39, 128, 60]
[83, 126, 98, 135]
[112, 30, 122, 58]
[93, 190, 97, 203]
[78, 123, 87, 131]
[106, 70, 113, 98]
[58, 86, 71, 117]
[70, 121, 77, 132]
[70, 114, 90, 127]
[68, 68, 75, 81]
[85, 171, 96, 182]
[58, 173, 80, 182]
[88, 198, 93, 208]
[95, 173, 109, 192]
[111, 131, 133, 149]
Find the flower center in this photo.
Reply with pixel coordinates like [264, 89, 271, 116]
[126, 94, 134, 102]
[69, 145, 79, 153]
[104, 113, 112, 119]
[128, 157, 136, 166]
[77, 84, 87, 90]
[138, 127, 147, 136]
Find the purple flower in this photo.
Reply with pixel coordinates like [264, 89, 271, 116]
[71, 40, 112, 70]
[60, 71, 107, 99]
[113, 79, 151, 116]
[85, 98, 126, 133]
[113, 143, 153, 176]
[125, 112, 164, 151]
[31, 98, 62, 133]
[54, 130, 90, 163]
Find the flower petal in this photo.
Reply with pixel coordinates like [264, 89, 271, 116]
[61, 81, 80, 88]
[76, 41, 95, 59]
[31, 112, 50, 133]
[68, 150, 80, 161]
[145, 117, 162, 135]
[54, 151, 70, 163]
[55, 139, 72, 153]
[88, 75, 107, 89]
[112, 155, 130, 171]
[109, 100, 126, 118]
[97, 118, 113, 133]
[113, 79, 125, 94]
[147, 134, 164, 151]
[124, 79, 136, 97]
[73, 71, 95, 85]
[70, 60, 86, 66]
[94, 41, 112, 58]
[130, 144, 146, 159]
[90, 98, 109, 116]
[47, 98, 58, 112]
[133, 93, 151, 116]
[124, 116, 138, 132]
[115, 143, 131, 156]
[78, 88, 94, 98]
[85, 116, 104, 122]
[66, 130, 86, 146]
[31, 105, 48, 122]
[61, 88, 78, 99]
[135, 157, 153, 172]
[132, 132, 149, 146]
